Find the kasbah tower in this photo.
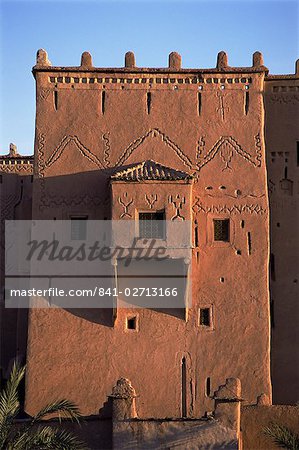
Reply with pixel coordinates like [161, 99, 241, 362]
[0, 49, 298, 420]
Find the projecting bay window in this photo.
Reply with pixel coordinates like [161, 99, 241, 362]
[138, 211, 165, 239]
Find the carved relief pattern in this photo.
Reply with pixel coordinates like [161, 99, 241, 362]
[36, 130, 47, 209]
[36, 131, 111, 210]
[216, 92, 229, 121]
[220, 141, 234, 171]
[45, 135, 103, 169]
[0, 164, 33, 174]
[145, 194, 157, 209]
[196, 136, 205, 162]
[169, 194, 186, 220]
[115, 128, 193, 169]
[197, 136, 260, 170]
[40, 194, 107, 208]
[270, 94, 299, 104]
[254, 133, 262, 167]
[39, 88, 51, 100]
[37, 131, 46, 179]
[192, 198, 267, 215]
[102, 132, 111, 167]
[118, 193, 133, 218]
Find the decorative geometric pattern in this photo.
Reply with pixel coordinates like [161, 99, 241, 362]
[115, 128, 193, 169]
[197, 136, 259, 169]
[45, 135, 103, 169]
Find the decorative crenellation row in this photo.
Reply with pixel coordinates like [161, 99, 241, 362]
[35, 49, 266, 71]
[0, 159, 33, 166]
[0, 144, 33, 167]
[48, 75, 253, 86]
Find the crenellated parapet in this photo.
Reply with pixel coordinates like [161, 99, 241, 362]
[0, 143, 33, 173]
[33, 49, 269, 74]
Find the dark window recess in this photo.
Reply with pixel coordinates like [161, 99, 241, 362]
[71, 217, 88, 240]
[206, 377, 211, 397]
[139, 211, 165, 239]
[0, 175, 2, 184]
[54, 90, 58, 111]
[198, 92, 202, 115]
[194, 219, 199, 247]
[127, 317, 137, 330]
[284, 166, 288, 179]
[200, 308, 211, 326]
[297, 142, 299, 167]
[270, 253, 276, 281]
[146, 92, 151, 114]
[101, 91, 106, 114]
[213, 219, 229, 242]
[247, 232, 252, 255]
[245, 91, 249, 115]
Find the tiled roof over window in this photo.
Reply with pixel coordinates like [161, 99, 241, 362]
[111, 160, 193, 182]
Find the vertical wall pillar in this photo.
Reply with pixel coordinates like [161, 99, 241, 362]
[213, 378, 242, 440]
[110, 378, 137, 449]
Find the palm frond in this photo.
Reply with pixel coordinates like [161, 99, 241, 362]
[263, 422, 299, 449]
[1, 364, 87, 450]
[31, 399, 82, 424]
[12, 425, 87, 450]
[0, 363, 25, 448]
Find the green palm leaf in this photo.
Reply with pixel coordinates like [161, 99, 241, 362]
[0, 363, 25, 448]
[0, 363, 88, 450]
[264, 422, 299, 449]
[31, 399, 82, 424]
[10, 425, 87, 450]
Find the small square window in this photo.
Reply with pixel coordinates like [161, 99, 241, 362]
[139, 211, 165, 239]
[199, 308, 211, 327]
[71, 216, 88, 240]
[213, 219, 229, 242]
[126, 316, 137, 330]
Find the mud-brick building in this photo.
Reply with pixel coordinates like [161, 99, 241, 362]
[0, 50, 298, 423]
[0, 145, 33, 383]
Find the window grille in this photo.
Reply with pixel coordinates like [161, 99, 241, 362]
[71, 216, 88, 240]
[139, 211, 165, 239]
[213, 219, 229, 242]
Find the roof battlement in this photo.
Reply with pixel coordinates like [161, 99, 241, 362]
[0, 143, 33, 169]
[32, 49, 270, 75]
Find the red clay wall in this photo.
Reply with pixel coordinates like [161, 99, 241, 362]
[24, 52, 271, 418]
[264, 70, 299, 405]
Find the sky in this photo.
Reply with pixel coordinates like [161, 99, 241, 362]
[0, 0, 298, 155]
